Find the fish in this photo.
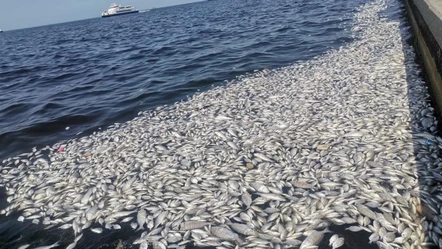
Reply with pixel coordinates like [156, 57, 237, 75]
[254, 153, 273, 162]
[66, 241, 77, 249]
[73, 219, 81, 236]
[91, 228, 103, 234]
[300, 228, 330, 249]
[229, 223, 255, 235]
[105, 211, 137, 222]
[59, 223, 73, 230]
[130, 222, 138, 230]
[332, 237, 345, 249]
[154, 211, 167, 228]
[211, 226, 240, 241]
[356, 205, 376, 220]
[137, 209, 147, 230]
[241, 192, 252, 207]
[34, 241, 60, 249]
[180, 221, 209, 230]
[85, 205, 98, 221]
[121, 216, 134, 223]
[401, 228, 412, 239]
[329, 234, 339, 246]
[140, 241, 148, 249]
[376, 241, 393, 249]
[345, 226, 364, 232]
[80, 189, 93, 205]
[369, 233, 379, 243]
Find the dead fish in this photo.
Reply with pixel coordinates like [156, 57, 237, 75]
[376, 241, 393, 249]
[257, 193, 286, 201]
[121, 216, 134, 223]
[346, 226, 364, 232]
[80, 189, 93, 205]
[85, 205, 98, 221]
[332, 237, 345, 249]
[215, 115, 232, 121]
[91, 228, 103, 234]
[139, 241, 148, 249]
[211, 226, 240, 241]
[0, 7, 434, 249]
[300, 228, 330, 249]
[401, 228, 411, 239]
[227, 141, 239, 150]
[344, 132, 363, 137]
[329, 234, 339, 246]
[356, 205, 376, 220]
[180, 221, 209, 230]
[229, 223, 255, 235]
[130, 222, 138, 230]
[241, 192, 252, 207]
[154, 211, 167, 227]
[167, 234, 182, 243]
[34, 241, 60, 249]
[341, 217, 357, 224]
[59, 224, 72, 230]
[137, 209, 147, 230]
[106, 210, 136, 221]
[285, 239, 302, 246]
[254, 153, 273, 162]
[250, 182, 270, 193]
[66, 241, 77, 249]
[75, 233, 83, 243]
[73, 219, 81, 236]
[369, 233, 379, 243]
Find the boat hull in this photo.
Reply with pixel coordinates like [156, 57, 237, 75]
[102, 10, 139, 18]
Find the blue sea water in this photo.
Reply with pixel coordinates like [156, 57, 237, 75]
[0, 0, 370, 247]
[0, 0, 365, 161]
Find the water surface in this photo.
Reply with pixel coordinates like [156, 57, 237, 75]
[0, 0, 365, 160]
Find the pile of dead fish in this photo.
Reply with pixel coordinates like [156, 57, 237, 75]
[2, 0, 442, 248]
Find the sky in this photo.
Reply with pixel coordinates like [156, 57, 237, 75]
[0, 0, 201, 31]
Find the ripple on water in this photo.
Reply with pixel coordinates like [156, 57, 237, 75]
[0, 0, 362, 160]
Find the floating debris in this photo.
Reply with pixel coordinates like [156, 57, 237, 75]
[316, 144, 331, 151]
[245, 162, 255, 169]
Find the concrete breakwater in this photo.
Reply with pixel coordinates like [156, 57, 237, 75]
[1, 0, 442, 249]
[403, 0, 442, 132]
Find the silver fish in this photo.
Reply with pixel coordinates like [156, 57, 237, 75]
[137, 209, 147, 230]
[34, 241, 60, 249]
[91, 228, 103, 234]
[211, 226, 239, 241]
[229, 223, 255, 235]
[300, 228, 330, 249]
[241, 192, 252, 207]
[332, 237, 344, 249]
[180, 221, 209, 230]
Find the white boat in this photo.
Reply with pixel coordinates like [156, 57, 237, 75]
[101, 3, 139, 17]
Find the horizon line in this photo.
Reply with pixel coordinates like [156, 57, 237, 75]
[1, 0, 206, 32]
